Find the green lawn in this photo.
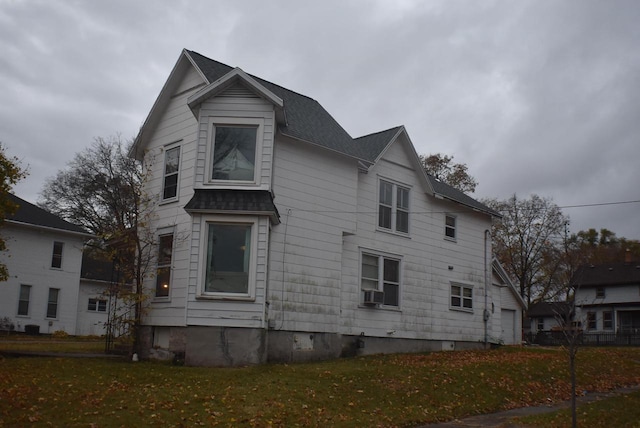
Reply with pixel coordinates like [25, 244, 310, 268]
[0, 346, 639, 427]
[0, 335, 105, 354]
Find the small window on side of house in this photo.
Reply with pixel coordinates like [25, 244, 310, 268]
[88, 298, 107, 312]
[17, 284, 31, 316]
[51, 241, 64, 269]
[445, 215, 456, 240]
[596, 287, 605, 298]
[155, 233, 174, 298]
[450, 283, 473, 310]
[377, 180, 410, 234]
[46, 288, 60, 319]
[162, 145, 180, 201]
[537, 317, 544, 331]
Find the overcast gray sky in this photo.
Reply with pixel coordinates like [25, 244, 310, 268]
[2, 0, 639, 239]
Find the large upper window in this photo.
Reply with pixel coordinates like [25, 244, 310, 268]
[155, 233, 174, 298]
[361, 252, 401, 307]
[212, 126, 258, 182]
[450, 283, 473, 310]
[46, 288, 60, 318]
[378, 180, 409, 234]
[204, 222, 255, 296]
[51, 241, 64, 269]
[17, 284, 31, 316]
[162, 145, 180, 200]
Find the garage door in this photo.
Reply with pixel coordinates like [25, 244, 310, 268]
[501, 309, 516, 345]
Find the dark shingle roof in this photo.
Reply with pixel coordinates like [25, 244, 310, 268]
[527, 301, 572, 318]
[571, 263, 640, 288]
[184, 189, 280, 224]
[186, 51, 498, 218]
[187, 51, 367, 160]
[6, 194, 89, 235]
[428, 175, 501, 217]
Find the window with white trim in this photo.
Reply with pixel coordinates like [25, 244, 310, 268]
[378, 180, 410, 234]
[155, 232, 174, 298]
[445, 215, 456, 240]
[603, 311, 613, 330]
[202, 219, 257, 298]
[17, 284, 31, 316]
[596, 287, 605, 298]
[51, 241, 64, 268]
[46, 288, 59, 318]
[162, 145, 180, 200]
[88, 298, 107, 312]
[211, 125, 258, 182]
[450, 283, 473, 310]
[361, 252, 401, 307]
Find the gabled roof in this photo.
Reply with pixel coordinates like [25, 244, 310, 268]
[571, 263, 640, 288]
[492, 259, 527, 309]
[527, 301, 572, 318]
[133, 49, 498, 218]
[429, 175, 501, 217]
[6, 194, 91, 237]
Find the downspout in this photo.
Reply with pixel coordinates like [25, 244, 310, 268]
[484, 229, 491, 348]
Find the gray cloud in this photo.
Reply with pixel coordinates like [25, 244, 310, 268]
[2, 0, 639, 239]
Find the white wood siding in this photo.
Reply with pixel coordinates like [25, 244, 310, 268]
[340, 135, 493, 342]
[268, 137, 358, 333]
[0, 225, 84, 335]
[143, 65, 203, 326]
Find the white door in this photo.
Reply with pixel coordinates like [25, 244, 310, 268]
[501, 309, 516, 345]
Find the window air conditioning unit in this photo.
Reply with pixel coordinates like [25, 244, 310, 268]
[363, 290, 384, 305]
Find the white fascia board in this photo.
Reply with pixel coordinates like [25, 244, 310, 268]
[187, 68, 284, 114]
[131, 50, 203, 159]
[492, 259, 527, 309]
[369, 126, 435, 196]
[6, 219, 94, 240]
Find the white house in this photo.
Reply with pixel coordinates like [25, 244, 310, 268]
[131, 49, 523, 366]
[0, 194, 91, 335]
[573, 261, 640, 333]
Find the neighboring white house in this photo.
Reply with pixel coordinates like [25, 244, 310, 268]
[131, 49, 523, 366]
[0, 194, 91, 335]
[573, 261, 640, 333]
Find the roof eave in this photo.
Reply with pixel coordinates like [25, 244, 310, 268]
[6, 219, 94, 239]
[130, 49, 208, 160]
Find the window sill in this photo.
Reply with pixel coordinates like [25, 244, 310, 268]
[196, 294, 256, 302]
[152, 297, 171, 303]
[376, 227, 411, 239]
[444, 236, 457, 243]
[358, 304, 401, 312]
[449, 307, 473, 314]
[159, 197, 179, 206]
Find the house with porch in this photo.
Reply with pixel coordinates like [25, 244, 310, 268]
[131, 49, 522, 366]
[572, 260, 640, 334]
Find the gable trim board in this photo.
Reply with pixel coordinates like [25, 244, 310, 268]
[133, 49, 517, 366]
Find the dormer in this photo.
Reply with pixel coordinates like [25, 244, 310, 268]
[187, 68, 286, 191]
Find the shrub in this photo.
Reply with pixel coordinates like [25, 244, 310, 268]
[52, 330, 69, 339]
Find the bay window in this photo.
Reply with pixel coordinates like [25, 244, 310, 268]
[202, 219, 257, 298]
[211, 126, 258, 182]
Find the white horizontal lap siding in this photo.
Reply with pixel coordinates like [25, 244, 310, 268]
[269, 138, 358, 333]
[143, 69, 204, 327]
[0, 226, 84, 335]
[342, 139, 491, 342]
